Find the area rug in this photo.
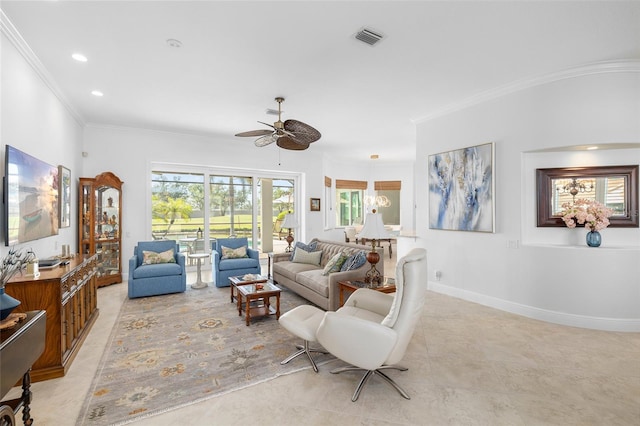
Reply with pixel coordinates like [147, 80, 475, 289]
[77, 284, 330, 425]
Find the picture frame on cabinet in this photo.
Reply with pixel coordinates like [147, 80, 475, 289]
[310, 198, 321, 211]
[59, 165, 71, 228]
[428, 142, 495, 233]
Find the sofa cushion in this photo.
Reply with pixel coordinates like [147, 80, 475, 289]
[290, 240, 318, 260]
[133, 262, 182, 279]
[296, 269, 330, 297]
[322, 251, 349, 275]
[340, 250, 367, 271]
[142, 248, 176, 265]
[218, 257, 260, 271]
[221, 245, 248, 259]
[273, 260, 318, 281]
[292, 248, 323, 266]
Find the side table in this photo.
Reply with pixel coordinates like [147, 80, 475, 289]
[338, 280, 396, 308]
[1, 310, 46, 426]
[188, 253, 210, 289]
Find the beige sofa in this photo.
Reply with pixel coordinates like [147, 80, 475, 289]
[272, 238, 383, 311]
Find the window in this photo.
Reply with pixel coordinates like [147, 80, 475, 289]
[336, 179, 367, 227]
[210, 175, 253, 241]
[151, 171, 204, 242]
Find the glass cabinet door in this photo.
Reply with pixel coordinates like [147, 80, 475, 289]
[95, 186, 120, 281]
[79, 179, 93, 256]
[78, 172, 123, 287]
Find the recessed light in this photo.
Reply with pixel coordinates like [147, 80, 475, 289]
[72, 53, 87, 62]
[586, 146, 598, 150]
[91, 90, 104, 97]
[370, 154, 379, 159]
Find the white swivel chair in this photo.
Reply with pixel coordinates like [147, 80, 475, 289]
[316, 248, 428, 401]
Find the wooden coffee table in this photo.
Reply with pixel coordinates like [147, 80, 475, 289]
[229, 275, 281, 326]
[338, 279, 396, 308]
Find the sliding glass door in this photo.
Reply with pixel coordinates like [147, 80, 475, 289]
[209, 175, 253, 240]
[151, 165, 299, 265]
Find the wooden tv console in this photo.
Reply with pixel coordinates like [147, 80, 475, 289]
[5, 254, 98, 382]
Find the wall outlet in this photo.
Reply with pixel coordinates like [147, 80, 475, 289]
[434, 270, 442, 281]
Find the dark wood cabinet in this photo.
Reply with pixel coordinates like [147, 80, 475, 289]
[5, 255, 98, 382]
[79, 172, 123, 287]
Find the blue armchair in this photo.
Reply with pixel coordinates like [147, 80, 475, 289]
[212, 237, 261, 287]
[128, 240, 187, 298]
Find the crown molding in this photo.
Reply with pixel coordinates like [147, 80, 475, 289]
[1, 10, 85, 127]
[413, 60, 640, 124]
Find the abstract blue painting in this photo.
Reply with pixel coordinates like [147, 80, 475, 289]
[428, 142, 494, 232]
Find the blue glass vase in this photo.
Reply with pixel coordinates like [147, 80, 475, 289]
[586, 230, 601, 247]
[0, 287, 21, 320]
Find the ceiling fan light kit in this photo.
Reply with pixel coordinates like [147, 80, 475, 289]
[235, 97, 321, 151]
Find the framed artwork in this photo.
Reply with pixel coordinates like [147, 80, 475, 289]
[310, 198, 321, 211]
[59, 165, 71, 228]
[428, 142, 495, 232]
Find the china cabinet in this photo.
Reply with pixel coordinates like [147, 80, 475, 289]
[79, 172, 123, 287]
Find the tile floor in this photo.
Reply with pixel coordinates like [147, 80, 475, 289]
[5, 251, 640, 425]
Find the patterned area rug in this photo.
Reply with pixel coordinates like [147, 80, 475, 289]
[77, 284, 328, 425]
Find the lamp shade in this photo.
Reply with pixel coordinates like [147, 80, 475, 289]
[282, 213, 299, 229]
[357, 213, 391, 239]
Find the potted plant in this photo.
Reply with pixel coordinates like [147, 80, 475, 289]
[1, 247, 36, 320]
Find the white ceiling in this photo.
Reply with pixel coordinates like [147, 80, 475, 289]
[2, 1, 639, 162]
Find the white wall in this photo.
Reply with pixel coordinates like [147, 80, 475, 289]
[1, 32, 83, 259]
[413, 70, 640, 331]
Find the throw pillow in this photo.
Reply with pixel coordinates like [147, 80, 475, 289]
[321, 251, 349, 276]
[290, 240, 318, 260]
[340, 250, 367, 272]
[221, 245, 248, 259]
[291, 248, 322, 266]
[142, 248, 176, 265]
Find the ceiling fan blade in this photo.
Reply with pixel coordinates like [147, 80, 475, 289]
[235, 129, 273, 137]
[257, 121, 277, 130]
[284, 119, 321, 144]
[277, 136, 310, 151]
[255, 134, 278, 147]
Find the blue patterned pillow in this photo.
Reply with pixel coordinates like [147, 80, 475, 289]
[340, 250, 367, 271]
[290, 241, 318, 260]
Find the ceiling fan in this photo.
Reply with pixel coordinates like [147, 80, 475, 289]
[235, 97, 321, 150]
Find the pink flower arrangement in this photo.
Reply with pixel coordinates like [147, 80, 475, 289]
[560, 199, 614, 231]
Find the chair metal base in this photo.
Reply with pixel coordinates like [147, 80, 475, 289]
[280, 341, 329, 373]
[330, 365, 410, 401]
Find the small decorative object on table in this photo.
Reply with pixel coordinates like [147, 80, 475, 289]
[0, 247, 36, 320]
[560, 199, 614, 247]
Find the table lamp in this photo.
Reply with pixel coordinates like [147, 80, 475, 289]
[357, 210, 391, 285]
[281, 213, 299, 252]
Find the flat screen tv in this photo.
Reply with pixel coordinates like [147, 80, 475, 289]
[4, 145, 59, 246]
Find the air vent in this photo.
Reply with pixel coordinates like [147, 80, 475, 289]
[355, 28, 383, 46]
[265, 108, 282, 116]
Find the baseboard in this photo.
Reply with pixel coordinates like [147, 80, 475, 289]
[428, 281, 640, 332]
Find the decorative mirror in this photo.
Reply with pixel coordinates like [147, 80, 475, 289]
[536, 165, 639, 227]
